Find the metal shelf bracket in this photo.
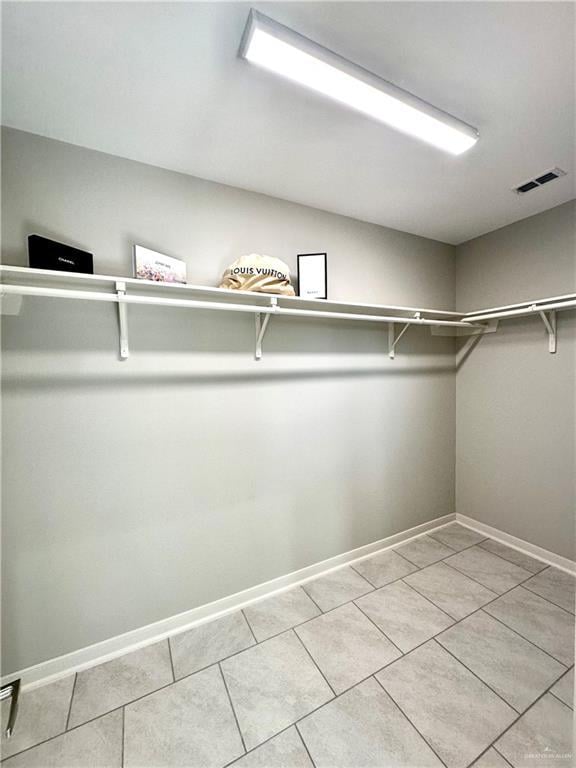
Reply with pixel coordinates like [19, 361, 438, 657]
[116, 282, 129, 360]
[255, 297, 277, 360]
[388, 313, 420, 359]
[537, 308, 557, 353]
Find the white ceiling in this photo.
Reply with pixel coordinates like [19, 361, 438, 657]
[2, 2, 575, 244]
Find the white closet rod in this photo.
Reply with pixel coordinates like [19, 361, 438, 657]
[464, 292, 576, 318]
[467, 299, 576, 322]
[0, 283, 477, 328]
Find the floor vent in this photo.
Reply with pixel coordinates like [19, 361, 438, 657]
[513, 167, 567, 194]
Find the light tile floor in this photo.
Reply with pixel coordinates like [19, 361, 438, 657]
[2, 524, 574, 768]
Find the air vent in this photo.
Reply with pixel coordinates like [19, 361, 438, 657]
[513, 167, 567, 194]
[516, 181, 539, 194]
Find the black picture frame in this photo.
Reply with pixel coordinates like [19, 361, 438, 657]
[297, 252, 327, 300]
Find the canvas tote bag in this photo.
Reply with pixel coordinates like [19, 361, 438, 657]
[220, 253, 295, 296]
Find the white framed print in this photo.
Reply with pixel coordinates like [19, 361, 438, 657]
[297, 253, 327, 299]
[133, 245, 187, 284]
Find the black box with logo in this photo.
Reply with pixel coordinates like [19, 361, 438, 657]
[28, 235, 94, 274]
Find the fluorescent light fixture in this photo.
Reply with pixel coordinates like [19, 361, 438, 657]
[239, 10, 479, 155]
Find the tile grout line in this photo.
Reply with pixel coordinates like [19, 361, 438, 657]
[442, 555, 555, 599]
[166, 637, 176, 683]
[400, 570, 493, 621]
[476, 539, 549, 574]
[295, 723, 318, 768]
[372, 673, 450, 768]
[285, 566, 436, 637]
[391, 578, 456, 625]
[121, 706, 125, 768]
[349, 549, 421, 586]
[521, 580, 576, 617]
[390, 547, 429, 570]
[463, 674, 574, 768]
[404, 568, 572, 668]
[248, 588, 380, 648]
[291, 630, 337, 698]
[299, 586, 326, 615]
[356, 593, 484, 674]
[430, 637, 520, 715]
[352, 599, 405, 657]
[466, 537, 573, 581]
[549, 690, 574, 711]
[134, 633, 257, 690]
[221, 724, 298, 768]
[64, 672, 78, 731]
[241, 609, 259, 645]
[432, 531, 562, 583]
[217, 662, 247, 755]
[491, 744, 516, 768]
[441, 547, 566, 598]
[482, 604, 572, 667]
[329, 642, 411, 697]
[405, 564, 529, 627]
[428, 533, 471, 553]
[398, 541, 480, 570]
[301, 574, 376, 613]
[427, 530, 488, 553]
[547, 663, 575, 711]
[440, 558, 517, 596]
[348, 562, 378, 587]
[551, 693, 574, 712]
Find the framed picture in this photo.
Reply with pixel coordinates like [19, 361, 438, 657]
[297, 253, 327, 299]
[133, 245, 187, 284]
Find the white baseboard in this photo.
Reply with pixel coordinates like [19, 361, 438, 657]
[4, 513, 456, 691]
[456, 514, 576, 576]
[9, 512, 574, 692]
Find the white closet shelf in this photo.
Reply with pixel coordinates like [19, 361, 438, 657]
[0, 265, 464, 317]
[0, 265, 574, 359]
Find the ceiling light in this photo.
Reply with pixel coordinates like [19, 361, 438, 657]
[239, 10, 479, 156]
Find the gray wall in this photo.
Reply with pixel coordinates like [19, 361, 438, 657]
[456, 201, 576, 559]
[1, 129, 456, 674]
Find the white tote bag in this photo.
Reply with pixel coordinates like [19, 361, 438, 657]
[220, 254, 295, 296]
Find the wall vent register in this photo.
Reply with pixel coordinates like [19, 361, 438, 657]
[513, 167, 567, 194]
